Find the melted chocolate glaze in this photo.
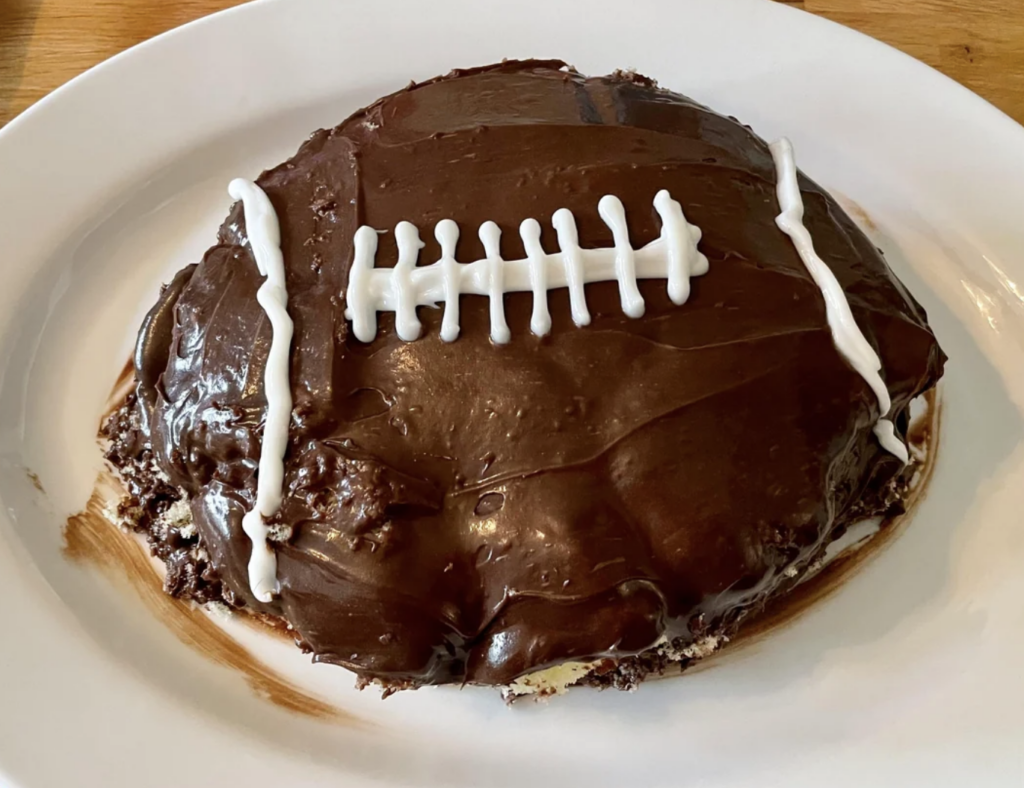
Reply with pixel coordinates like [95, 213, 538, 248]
[118, 61, 944, 687]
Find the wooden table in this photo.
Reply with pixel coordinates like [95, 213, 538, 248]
[2, 0, 1023, 128]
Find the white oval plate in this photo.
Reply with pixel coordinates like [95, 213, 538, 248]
[2, 0, 1023, 785]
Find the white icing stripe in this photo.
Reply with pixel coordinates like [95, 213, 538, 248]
[227, 178, 295, 602]
[768, 139, 909, 463]
[393, 221, 423, 342]
[521, 218, 552, 337]
[552, 208, 591, 326]
[437, 220, 461, 343]
[654, 190, 708, 304]
[479, 221, 510, 344]
[344, 189, 708, 343]
[598, 195, 645, 318]
[350, 226, 379, 344]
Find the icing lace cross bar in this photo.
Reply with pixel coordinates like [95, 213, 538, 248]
[344, 191, 709, 344]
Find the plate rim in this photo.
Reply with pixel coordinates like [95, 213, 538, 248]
[2, 1, 1024, 787]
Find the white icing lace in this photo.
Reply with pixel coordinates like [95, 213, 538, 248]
[769, 138, 908, 463]
[228, 179, 293, 602]
[344, 191, 709, 344]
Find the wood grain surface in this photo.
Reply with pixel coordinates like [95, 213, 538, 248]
[1, 0, 1023, 128]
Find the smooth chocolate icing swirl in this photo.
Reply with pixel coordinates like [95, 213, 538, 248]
[131, 61, 944, 686]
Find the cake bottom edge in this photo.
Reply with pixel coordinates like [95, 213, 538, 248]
[94, 387, 940, 702]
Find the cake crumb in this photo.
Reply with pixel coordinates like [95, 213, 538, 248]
[504, 661, 598, 700]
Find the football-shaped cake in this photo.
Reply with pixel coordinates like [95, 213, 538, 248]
[105, 60, 945, 697]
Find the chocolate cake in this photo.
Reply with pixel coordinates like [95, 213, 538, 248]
[103, 60, 945, 698]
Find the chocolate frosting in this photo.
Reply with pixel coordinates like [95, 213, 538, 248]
[130, 61, 944, 685]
